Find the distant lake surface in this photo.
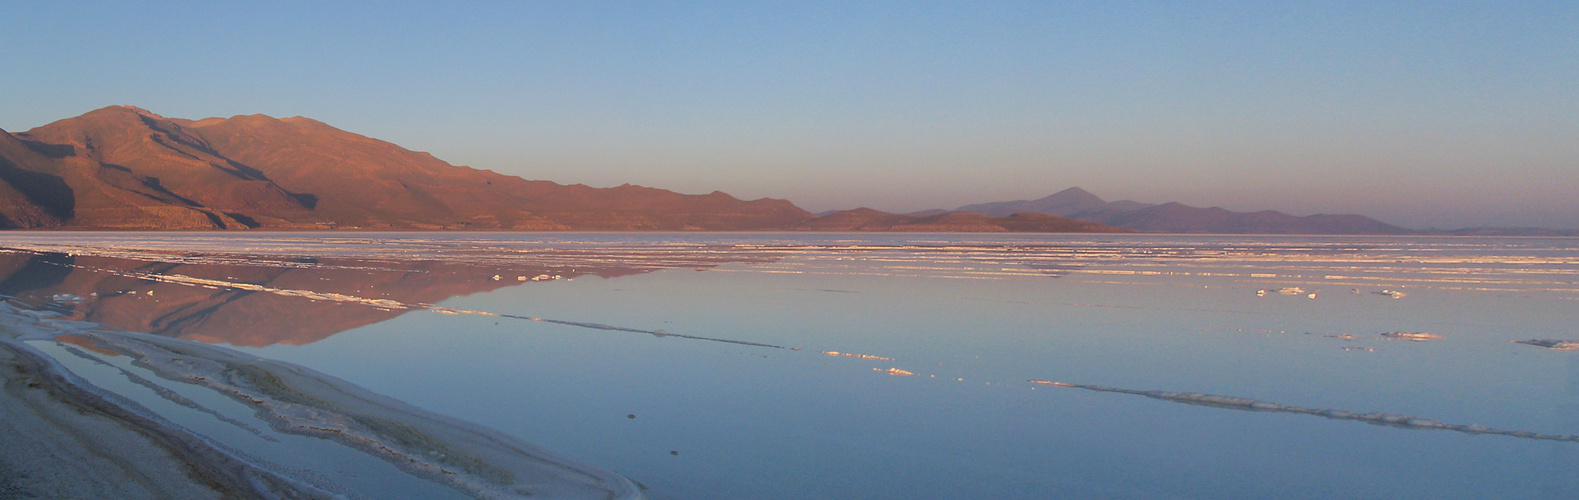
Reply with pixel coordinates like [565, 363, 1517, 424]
[3, 232, 1577, 499]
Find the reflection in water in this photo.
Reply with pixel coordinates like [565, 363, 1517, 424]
[0, 247, 778, 347]
[1, 234, 1577, 499]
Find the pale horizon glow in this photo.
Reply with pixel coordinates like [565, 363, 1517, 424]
[2, 1, 1575, 229]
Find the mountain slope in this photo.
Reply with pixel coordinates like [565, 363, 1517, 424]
[7, 106, 319, 229]
[0, 106, 814, 230]
[182, 110, 816, 230]
[0, 128, 74, 228]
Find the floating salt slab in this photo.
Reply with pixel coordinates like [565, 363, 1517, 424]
[1513, 339, 1579, 351]
[1381, 331, 1443, 342]
[1256, 287, 1315, 298]
[823, 351, 895, 361]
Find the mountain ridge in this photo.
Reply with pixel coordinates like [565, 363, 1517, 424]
[0, 106, 820, 231]
[10, 106, 1559, 235]
[791, 208, 1130, 233]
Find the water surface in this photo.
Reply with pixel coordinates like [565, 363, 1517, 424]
[2, 232, 1576, 498]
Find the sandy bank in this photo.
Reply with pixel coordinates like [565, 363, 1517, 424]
[0, 337, 302, 499]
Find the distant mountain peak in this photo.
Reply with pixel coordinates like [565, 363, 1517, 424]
[1045, 186, 1100, 200]
[116, 104, 163, 118]
[957, 186, 1138, 218]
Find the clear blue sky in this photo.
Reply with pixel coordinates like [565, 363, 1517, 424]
[4, 1, 1575, 228]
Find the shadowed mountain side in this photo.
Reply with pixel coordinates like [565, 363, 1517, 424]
[792, 208, 1131, 233]
[0, 129, 73, 228]
[14, 106, 311, 229]
[0, 251, 663, 347]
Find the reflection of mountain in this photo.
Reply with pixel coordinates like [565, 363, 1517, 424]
[0, 250, 735, 347]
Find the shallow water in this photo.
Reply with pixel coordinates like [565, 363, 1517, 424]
[3, 232, 1577, 499]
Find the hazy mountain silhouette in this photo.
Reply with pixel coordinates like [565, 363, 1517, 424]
[793, 207, 1131, 233]
[1082, 202, 1412, 234]
[951, 188, 1415, 235]
[958, 187, 1153, 218]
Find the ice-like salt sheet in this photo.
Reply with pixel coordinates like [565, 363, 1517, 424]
[0, 301, 645, 499]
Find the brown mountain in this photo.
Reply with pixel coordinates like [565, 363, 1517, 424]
[13, 106, 312, 229]
[0, 106, 813, 230]
[793, 208, 1131, 233]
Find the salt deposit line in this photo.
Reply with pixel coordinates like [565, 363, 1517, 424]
[493, 313, 785, 349]
[1032, 380, 1579, 443]
[0, 306, 344, 498]
[55, 342, 276, 441]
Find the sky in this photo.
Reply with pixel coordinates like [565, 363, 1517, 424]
[3, 1, 1576, 229]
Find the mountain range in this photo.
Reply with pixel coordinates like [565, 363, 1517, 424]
[948, 187, 1414, 235]
[2, 106, 1570, 235]
[0, 106, 1119, 233]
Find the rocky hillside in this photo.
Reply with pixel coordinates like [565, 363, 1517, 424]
[0, 106, 812, 230]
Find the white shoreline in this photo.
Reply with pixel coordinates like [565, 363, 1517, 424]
[0, 301, 646, 499]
